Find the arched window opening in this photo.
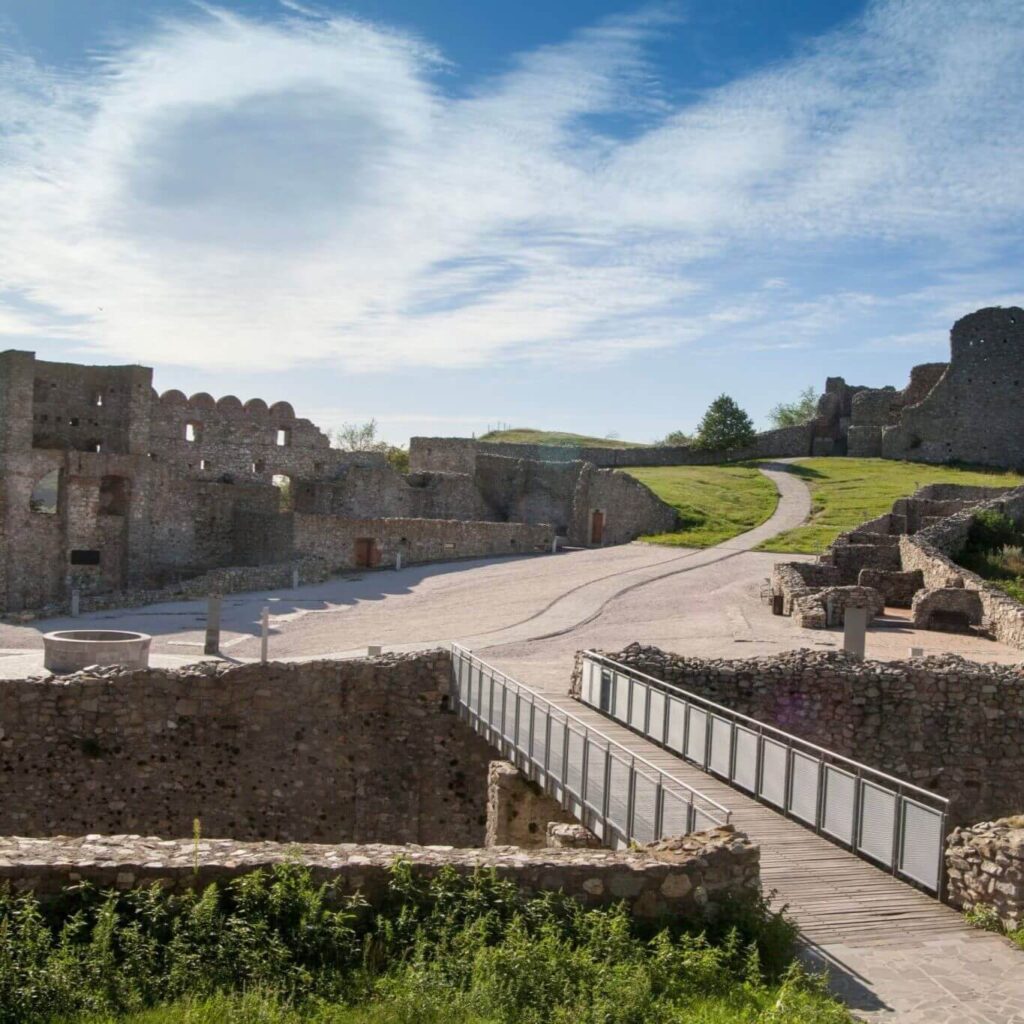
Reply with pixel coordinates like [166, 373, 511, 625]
[99, 475, 130, 516]
[272, 474, 292, 511]
[29, 469, 60, 514]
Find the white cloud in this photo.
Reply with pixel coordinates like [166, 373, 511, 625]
[0, 0, 1021, 372]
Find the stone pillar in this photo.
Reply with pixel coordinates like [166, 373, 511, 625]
[485, 760, 577, 848]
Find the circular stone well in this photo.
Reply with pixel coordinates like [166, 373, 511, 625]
[42, 630, 152, 674]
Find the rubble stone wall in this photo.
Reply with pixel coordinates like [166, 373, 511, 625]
[946, 818, 1024, 929]
[409, 424, 813, 473]
[485, 761, 578, 848]
[0, 652, 497, 846]
[577, 645, 1024, 826]
[0, 828, 761, 923]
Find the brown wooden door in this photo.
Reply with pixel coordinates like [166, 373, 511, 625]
[355, 537, 376, 568]
[590, 510, 604, 545]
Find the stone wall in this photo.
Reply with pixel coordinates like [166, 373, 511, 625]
[898, 484, 1024, 650]
[409, 423, 814, 474]
[0, 827, 760, 923]
[0, 652, 497, 846]
[485, 760, 579, 848]
[882, 307, 1024, 467]
[290, 514, 555, 568]
[578, 644, 1024, 826]
[946, 817, 1024, 929]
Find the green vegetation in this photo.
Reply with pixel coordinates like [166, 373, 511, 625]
[624, 465, 779, 548]
[767, 388, 819, 429]
[694, 396, 756, 452]
[0, 860, 852, 1024]
[760, 459, 1024, 555]
[330, 419, 409, 473]
[478, 428, 646, 448]
[955, 510, 1024, 603]
[963, 903, 1024, 951]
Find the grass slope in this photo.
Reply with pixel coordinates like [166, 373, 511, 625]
[623, 465, 779, 548]
[479, 428, 646, 448]
[760, 458, 1024, 554]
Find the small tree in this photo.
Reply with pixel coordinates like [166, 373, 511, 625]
[657, 430, 693, 447]
[768, 386, 820, 429]
[330, 418, 409, 473]
[694, 395, 756, 451]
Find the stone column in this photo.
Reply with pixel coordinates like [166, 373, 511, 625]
[485, 760, 578, 848]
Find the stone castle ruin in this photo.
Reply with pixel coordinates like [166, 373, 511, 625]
[414, 306, 1024, 472]
[0, 350, 676, 615]
[812, 306, 1024, 465]
[771, 481, 1024, 651]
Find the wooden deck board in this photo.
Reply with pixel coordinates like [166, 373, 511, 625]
[527, 684, 962, 946]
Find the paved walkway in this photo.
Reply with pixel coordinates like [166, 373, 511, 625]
[1, 464, 1017, 676]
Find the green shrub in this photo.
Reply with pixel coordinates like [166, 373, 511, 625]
[964, 903, 1004, 933]
[964, 510, 1023, 556]
[0, 861, 847, 1024]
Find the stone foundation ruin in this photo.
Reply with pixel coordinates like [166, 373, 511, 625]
[771, 481, 1024, 643]
[0, 350, 677, 616]
[0, 648, 760, 924]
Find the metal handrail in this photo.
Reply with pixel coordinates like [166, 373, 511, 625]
[451, 644, 732, 837]
[583, 651, 948, 810]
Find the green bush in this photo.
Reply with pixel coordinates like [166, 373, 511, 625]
[964, 509, 1023, 555]
[0, 861, 848, 1024]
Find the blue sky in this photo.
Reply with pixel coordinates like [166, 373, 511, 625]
[0, 0, 1021, 444]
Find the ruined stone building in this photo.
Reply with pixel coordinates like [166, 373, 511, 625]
[0, 351, 676, 614]
[415, 307, 1024, 472]
[813, 306, 1024, 466]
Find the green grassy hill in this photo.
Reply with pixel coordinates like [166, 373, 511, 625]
[478, 428, 646, 448]
[624, 457, 1024, 553]
[759, 458, 1024, 553]
[623, 464, 778, 548]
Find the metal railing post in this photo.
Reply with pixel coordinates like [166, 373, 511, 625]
[625, 761, 636, 844]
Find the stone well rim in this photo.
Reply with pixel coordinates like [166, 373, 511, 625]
[43, 629, 152, 644]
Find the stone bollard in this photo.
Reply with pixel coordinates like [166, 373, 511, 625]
[843, 606, 868, 658]
[70, 589, 80, 617]
[260, 607, 269, 664]
[204, 595, 222, 656]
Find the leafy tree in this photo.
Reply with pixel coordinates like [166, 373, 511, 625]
[694, 395, 756, 451]
[330, 418, 409, 473]
[658, 430, 693, 447]
[768, 386, 820, 429]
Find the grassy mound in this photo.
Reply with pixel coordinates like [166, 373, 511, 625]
[0, 860, 852, 1024]
[622, 465, 779, 548]
[478, 428, 646, 448]
[759, 459, 1024, 554]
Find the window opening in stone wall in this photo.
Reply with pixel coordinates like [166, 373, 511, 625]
[69, 549, 101, 566]
[94, 392, 104, 407]
[69, 417, 79, 427]
[185, 422, 199, 443]
[200, 459, 211, 471]
[272, 474, 292, 511]
[29, 469, 60, 514]
[98, 475, 130, 516]
[252, 459, 265, 474]
[276, 428, 290, 447]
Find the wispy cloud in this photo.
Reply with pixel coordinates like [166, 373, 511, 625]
[0, 0, 1021, 372]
